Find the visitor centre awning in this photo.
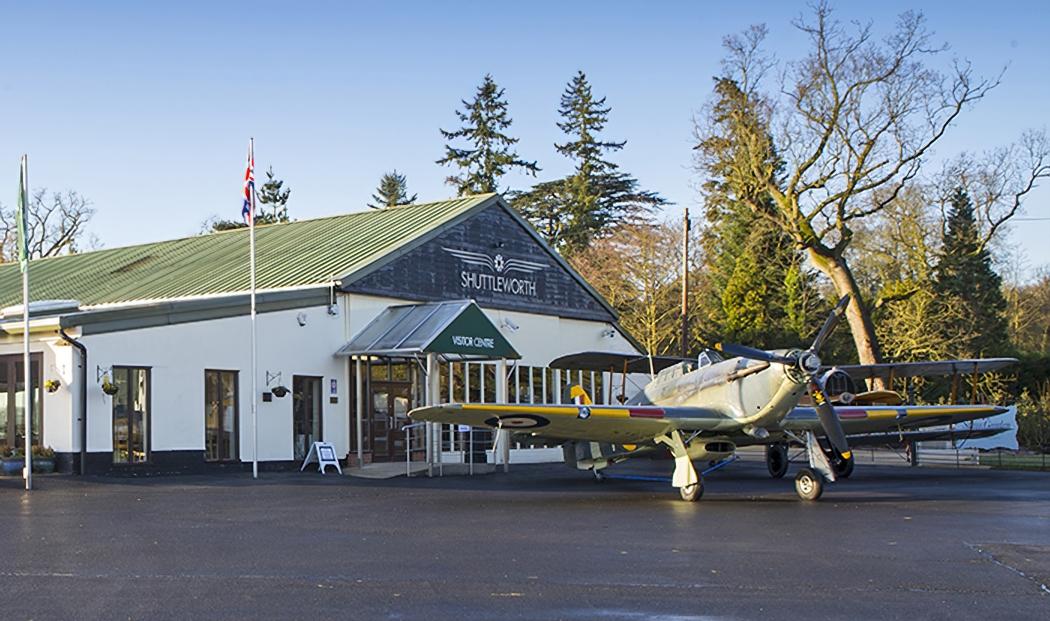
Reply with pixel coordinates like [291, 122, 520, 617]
[335, 300, 520, 361]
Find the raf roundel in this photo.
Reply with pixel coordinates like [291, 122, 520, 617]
[577, 406, 591, 420]
[484, 414, 550, 429]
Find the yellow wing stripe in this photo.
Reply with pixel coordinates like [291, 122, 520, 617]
[460, 404, 632, 419]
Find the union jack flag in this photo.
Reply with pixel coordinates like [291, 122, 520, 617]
[241, 138, 255, 224]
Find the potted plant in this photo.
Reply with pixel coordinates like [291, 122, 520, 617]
[101, 374, 119, 396]
[45, 379, 61, 393]
[32, 446, 55, 474]
[2, 447, 25, 476]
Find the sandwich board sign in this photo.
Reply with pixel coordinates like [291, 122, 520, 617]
[300, 441, 342, 474]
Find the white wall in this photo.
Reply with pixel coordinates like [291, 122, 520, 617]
[6, 292, 637, 464]
[80, 302, 349, 462]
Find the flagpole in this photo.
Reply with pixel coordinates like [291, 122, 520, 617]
[20, 155, 32, 491]
[249, 138, 258, 480]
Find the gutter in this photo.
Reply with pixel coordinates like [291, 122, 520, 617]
[58, 328, 88, 475]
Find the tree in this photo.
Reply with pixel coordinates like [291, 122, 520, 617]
[695, 77, 818, 350]
[693, 5, 1047, 371]
[437, 74, 538, 196]
[933, 188, 1010, 357]
[0, 189, 96, 260]
[514, 71, 665, 254]
[368, 170, 417, 209]
[207, 166, 292, 231]
[571, 220, 697, 356]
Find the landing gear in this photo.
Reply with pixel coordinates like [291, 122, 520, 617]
[794, 468, 824, 501]
[766, 443, 789, 478]
[679, 478, 704, 502]
[831, 453, 854, 479]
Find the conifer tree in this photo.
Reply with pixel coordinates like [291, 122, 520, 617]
[514, 71, 664, 254]
[933, 188, 1010, 356]
[209, 166, 291, 231]
[437, 74, 538, 196]
[368, 170, 417, 209]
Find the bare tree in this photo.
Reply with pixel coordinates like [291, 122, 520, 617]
[693, 3, 1047, 371]
[0, 189, 96, 261]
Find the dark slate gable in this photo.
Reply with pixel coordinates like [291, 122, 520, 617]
[342, 204, 615, 322]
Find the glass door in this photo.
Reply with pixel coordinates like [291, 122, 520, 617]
[292, 375, 322, 461]
[368, 382, 412, 461]
[205, 370, 239, 461]
[0, 355, 42, 452]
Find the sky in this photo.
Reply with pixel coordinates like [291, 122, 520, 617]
[1, 1, 1048, 275]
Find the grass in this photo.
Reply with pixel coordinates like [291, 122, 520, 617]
[979, 452, 1050, 471]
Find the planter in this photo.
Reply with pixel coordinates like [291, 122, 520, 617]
[2, 458, 24, 476]
[33, 458, 55, 474]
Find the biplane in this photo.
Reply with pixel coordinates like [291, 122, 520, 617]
[410, 297, 1012, 501]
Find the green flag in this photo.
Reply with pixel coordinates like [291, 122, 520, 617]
[17, 156, 27, 273]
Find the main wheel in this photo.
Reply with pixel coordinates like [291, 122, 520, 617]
[832, 453, 854, 479]
[679, 479, 704, 502]
[794, 468, 824, 501]
[766, 443, 789, 479]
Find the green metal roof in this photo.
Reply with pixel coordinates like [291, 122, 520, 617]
[0, 194, 496, 308]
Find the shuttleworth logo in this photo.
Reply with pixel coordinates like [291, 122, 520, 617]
[442, 247, 546, 298]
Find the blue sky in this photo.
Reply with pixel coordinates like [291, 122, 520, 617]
[1, 1, 1048, 273]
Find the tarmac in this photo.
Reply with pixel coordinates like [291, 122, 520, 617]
[1, 460, 1048, 620]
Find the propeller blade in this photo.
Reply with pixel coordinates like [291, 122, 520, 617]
[713, 342, 795, 366]
[809, 295, 851, 355]
[808, 376, 851, 460]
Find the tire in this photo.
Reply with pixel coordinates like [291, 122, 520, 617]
[766, 443, 789, 479]
[833, 454, 855, 479]
[679, 479, 704, 502]
[794, 468, 824, 501]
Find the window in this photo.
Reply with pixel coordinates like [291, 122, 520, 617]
[0, 355, 42, 451]
[112, 367, 149, 464]
[205, 370, 238, 461]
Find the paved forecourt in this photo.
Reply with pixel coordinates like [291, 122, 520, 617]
[1, 461, 1048, 620]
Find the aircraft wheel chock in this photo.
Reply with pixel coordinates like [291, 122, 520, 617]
[679, 479, 703, 502]
[794, 468, 824, 501]
[766, 443, 789, 479]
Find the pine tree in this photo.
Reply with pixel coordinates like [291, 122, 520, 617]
[695, 78, 816, 349]
[368, 170, 417, 209]
[209, 166, 291, 231]
[514, 71, 664, 254]
[933, 188, 1010, 356]
[437, 74, 538, 196]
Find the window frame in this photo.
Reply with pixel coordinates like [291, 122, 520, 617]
[111, 365, 151, 465]
[204, 369, 240, 463]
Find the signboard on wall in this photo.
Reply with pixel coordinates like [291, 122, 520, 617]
[343, 203, 615, 323]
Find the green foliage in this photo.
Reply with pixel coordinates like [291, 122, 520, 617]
[694, 77, 818, 350]
[513, 71, 664, 255]
[933, 188, 1010, 357]
[209, 166, 291, 232]
[368, 170, 417, 209]
[437, 74, 538, 196]
[1015, 383, 1050, 452]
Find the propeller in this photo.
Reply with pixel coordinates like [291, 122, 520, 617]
[714, 295, 853, 460]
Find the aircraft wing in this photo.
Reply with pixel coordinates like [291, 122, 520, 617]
[781, 404, 1008, 436]
[842, 425, 1011, 447]
[547, 351, 688, 373]
[409, 403, 724, 444]
[826, 358, 1017, 381]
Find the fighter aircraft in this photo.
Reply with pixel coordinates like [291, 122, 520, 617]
[410, 295, 1010, 502]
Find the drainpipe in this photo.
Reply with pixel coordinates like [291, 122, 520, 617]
[58, 328, 88, 475]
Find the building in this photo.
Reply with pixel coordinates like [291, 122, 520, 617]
[0, 194, 639, 474]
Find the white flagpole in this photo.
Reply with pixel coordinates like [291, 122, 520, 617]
[21, 155, 32, 491]
[249, 138, 259, 479]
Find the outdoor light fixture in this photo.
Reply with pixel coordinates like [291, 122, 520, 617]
[271, 385, 290, 398]
[601, 328, 617, 339]
[500, 318, 520, 332]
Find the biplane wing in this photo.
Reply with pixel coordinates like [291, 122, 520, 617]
[409, 402, 725, 444]
[827, 358, 1018, 381]
[547, 351, 689, 374]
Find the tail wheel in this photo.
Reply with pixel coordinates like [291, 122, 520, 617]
[794, 468, 824, 501]
[679, 479, 704, 502]
[766, 443, 789, 479]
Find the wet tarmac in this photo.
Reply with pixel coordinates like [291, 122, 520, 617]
[1, 460, 1048, 619]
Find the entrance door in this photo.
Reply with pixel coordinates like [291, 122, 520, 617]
[0, 354, 42, 452]
[292, 375, 322, 461]
[369, 382, 412, 461]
